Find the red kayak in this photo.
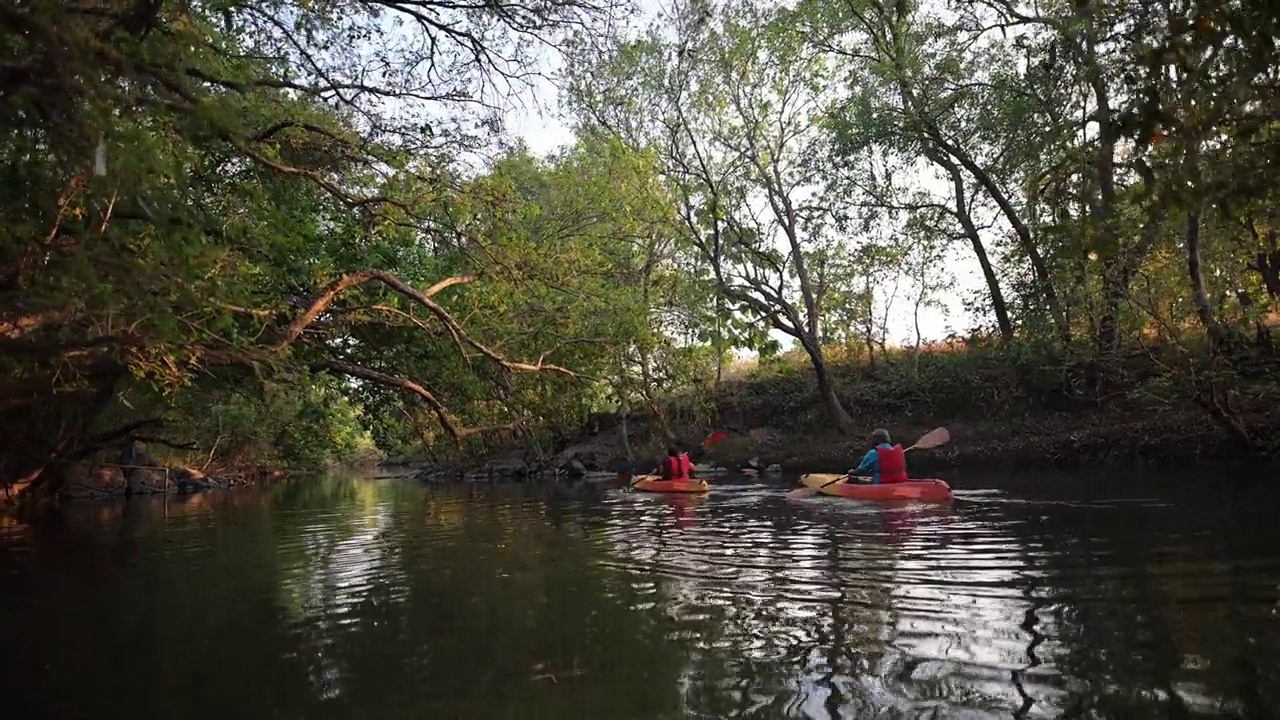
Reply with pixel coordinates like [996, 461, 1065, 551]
[799, 473, 952, 503]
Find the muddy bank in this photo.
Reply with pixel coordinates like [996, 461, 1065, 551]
[397, 400, 1278, 484]
[747, 412, 1276, 474]
[372, 346, 1280, 483]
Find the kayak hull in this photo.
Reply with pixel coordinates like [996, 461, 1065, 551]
[632, 476, 710, 493]
[799, 473, 952, 503]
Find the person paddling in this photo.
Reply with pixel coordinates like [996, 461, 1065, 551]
[660, 446, 695, 482]
[848, 429, 908, 484]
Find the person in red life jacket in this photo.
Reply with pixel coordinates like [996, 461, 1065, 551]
[848, 429, 908, 484]
[660, 446, 695, 482]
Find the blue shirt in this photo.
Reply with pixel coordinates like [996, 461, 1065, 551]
[853, 443, 896, 484]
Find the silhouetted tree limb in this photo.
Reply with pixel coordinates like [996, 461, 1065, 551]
[311, 359, 523, 442]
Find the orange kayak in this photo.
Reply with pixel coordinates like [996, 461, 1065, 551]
[799, 473, 952, 502]
[631, 476, 710, 493]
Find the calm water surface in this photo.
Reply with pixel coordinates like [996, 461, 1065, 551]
[1, 472, 1278, 718]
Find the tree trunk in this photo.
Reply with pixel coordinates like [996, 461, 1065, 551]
[1085, 26, 1123, 355]
[638, 349, 673, 443]
[1180, 133, 1254, 449]
[934, 152, 1014, 342]
[618, 404, 634, 463]
[1185, 209, 1220, 341]
[1179, 134, 1213, 339]
[1247, 229, 1280, 303]
[934, 132, 1069, 344]
[881, 0, 1063, 341]
[800, 335, 854, 432]
[1097, 258, 1125, 353]
[714, 297, 725, 384]
[1100, 159, 1168, 353]
[971, 233, 1015, 343]
[912, 268, 924, 375]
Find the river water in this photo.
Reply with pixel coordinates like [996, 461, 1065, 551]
[1, 472, 1278, 718]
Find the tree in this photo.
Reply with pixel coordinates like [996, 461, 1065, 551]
[566, 0, 857, 429]
[902, 212, 955, 369]
[0, 0, 634, 492]
[800, 0, 1070, 344]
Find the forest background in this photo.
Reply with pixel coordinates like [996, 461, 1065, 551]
[3, 0, 1278, 500]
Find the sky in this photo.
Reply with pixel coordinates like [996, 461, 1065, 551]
[495, 13, 988, 351]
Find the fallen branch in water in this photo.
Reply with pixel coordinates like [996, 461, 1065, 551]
[132, 435, 198, 450]
[530, 659, 587, 685]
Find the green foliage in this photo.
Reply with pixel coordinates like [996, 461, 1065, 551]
[151, 376, 376, 472]
[565, 0, 1280, 452]
[563, 0, 863, 428]
[749, 352, 804, 381]
[1, 0, 725, 484]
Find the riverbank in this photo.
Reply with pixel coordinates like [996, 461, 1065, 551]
[417, 405, 1276, 485]
[412, 345, 1280, 481]
[1, 463, 289, 506]
[12, 345, 1277, 505]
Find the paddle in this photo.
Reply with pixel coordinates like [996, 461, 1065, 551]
[702, 430, 729, 448]
[786, 427, 950, 500]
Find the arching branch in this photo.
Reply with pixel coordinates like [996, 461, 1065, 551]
[277, 271, 476, 347]
[310, 359, 522, 443]
[279, 269, 584, 378]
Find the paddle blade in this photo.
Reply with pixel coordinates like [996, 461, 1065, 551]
[787, 474, 847, 500]
[911, 427, 950, 450]
[702, 430, 728, 448]
[786, 485, 821, 500]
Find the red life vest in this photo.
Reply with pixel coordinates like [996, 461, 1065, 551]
[875, 444, 908, 484]
[663, 453, 693, 481]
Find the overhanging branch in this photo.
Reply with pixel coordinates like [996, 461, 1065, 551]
[280, 269, 583, 378]
[311, 359, 521, 443]
[278, 271, 476, 347]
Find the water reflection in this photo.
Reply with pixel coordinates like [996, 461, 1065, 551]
[594, 477, 1279, 718]
[0, 473, 1277, 718]
[275, 481, 408, 701]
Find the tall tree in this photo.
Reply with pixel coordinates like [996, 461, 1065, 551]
[801, 0, 1071, 343]
[566, 0, 858, 429]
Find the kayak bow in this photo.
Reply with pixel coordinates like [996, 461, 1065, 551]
[631, 475, 710, 493]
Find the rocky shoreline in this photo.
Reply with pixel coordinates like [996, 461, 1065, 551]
[42, 462, 287, 502]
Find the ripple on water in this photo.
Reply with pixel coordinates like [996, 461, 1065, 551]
[1, 476, 1277, 719]
[589, 479, 1280, 718]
